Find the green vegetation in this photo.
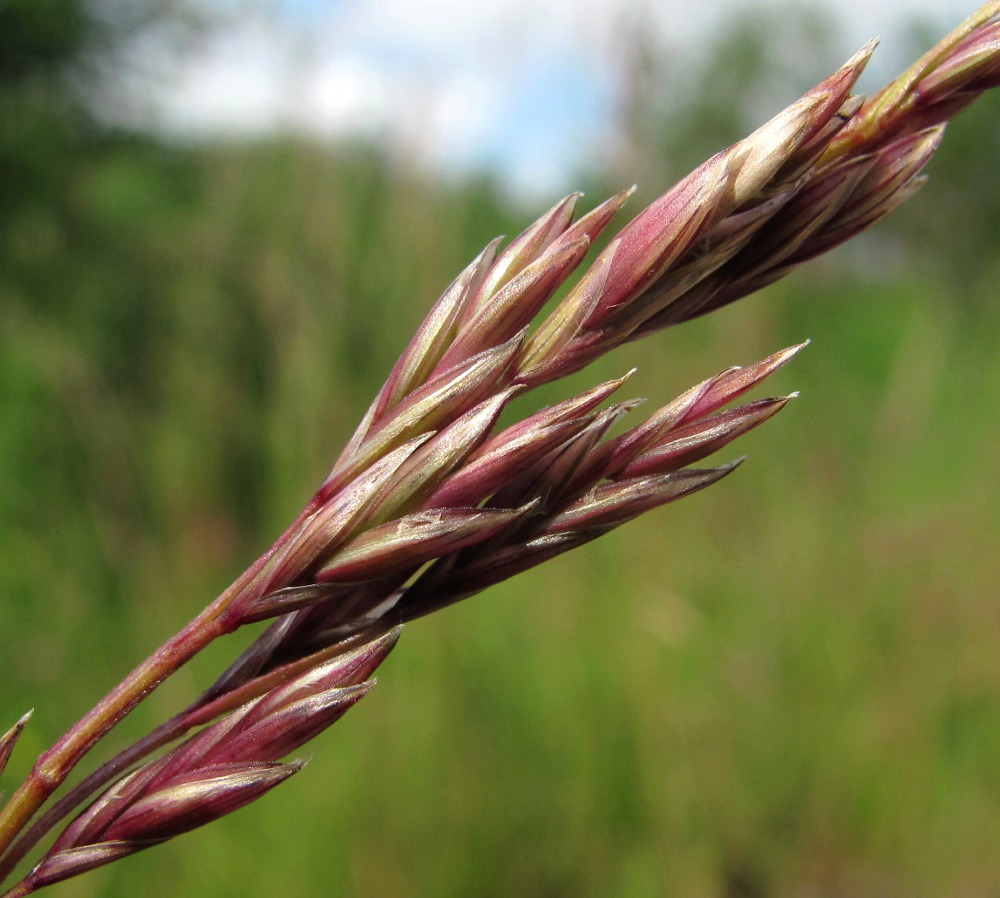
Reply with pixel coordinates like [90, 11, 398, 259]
[1, 3, 999, 895]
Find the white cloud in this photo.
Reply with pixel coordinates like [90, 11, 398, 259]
[303, 59, 394, 137]
[150, 16, 293, 135]
[144, 0, 983, 195]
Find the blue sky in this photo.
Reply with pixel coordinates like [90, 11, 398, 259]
[143, 0, 988, 199]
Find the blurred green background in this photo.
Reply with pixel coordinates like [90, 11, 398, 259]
[2, 2, 999, 896]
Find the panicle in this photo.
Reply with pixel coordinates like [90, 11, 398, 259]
[25, 631, 399, 890]
[515, 242, 620, 384]
[824, 0, 1000, 160]
[618, 398, 794, 478]
[546, 462, 745, 535]
[437, 236, 591, 370]
[5, 12, 1000, 893]
[465, 194, 581, 318]
[222, 337, 802, 685]
[325, 331, 524, 493]
[364, 388, 519, 526]
[162, 1, 1000, 746]
[259, 436, 433, 593]
[785, 128, 943, 266]
[576, 41, 873, 341]
[314, 506, 532, 584]
[918, 19, 1000, 102]
[365, 238, 501, 427]
[383, 345, 801, 628]
[590, 155, 729, 320]
[425, 373, 634, 508]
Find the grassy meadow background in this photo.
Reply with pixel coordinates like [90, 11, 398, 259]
[2, 2, 1000, 895]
